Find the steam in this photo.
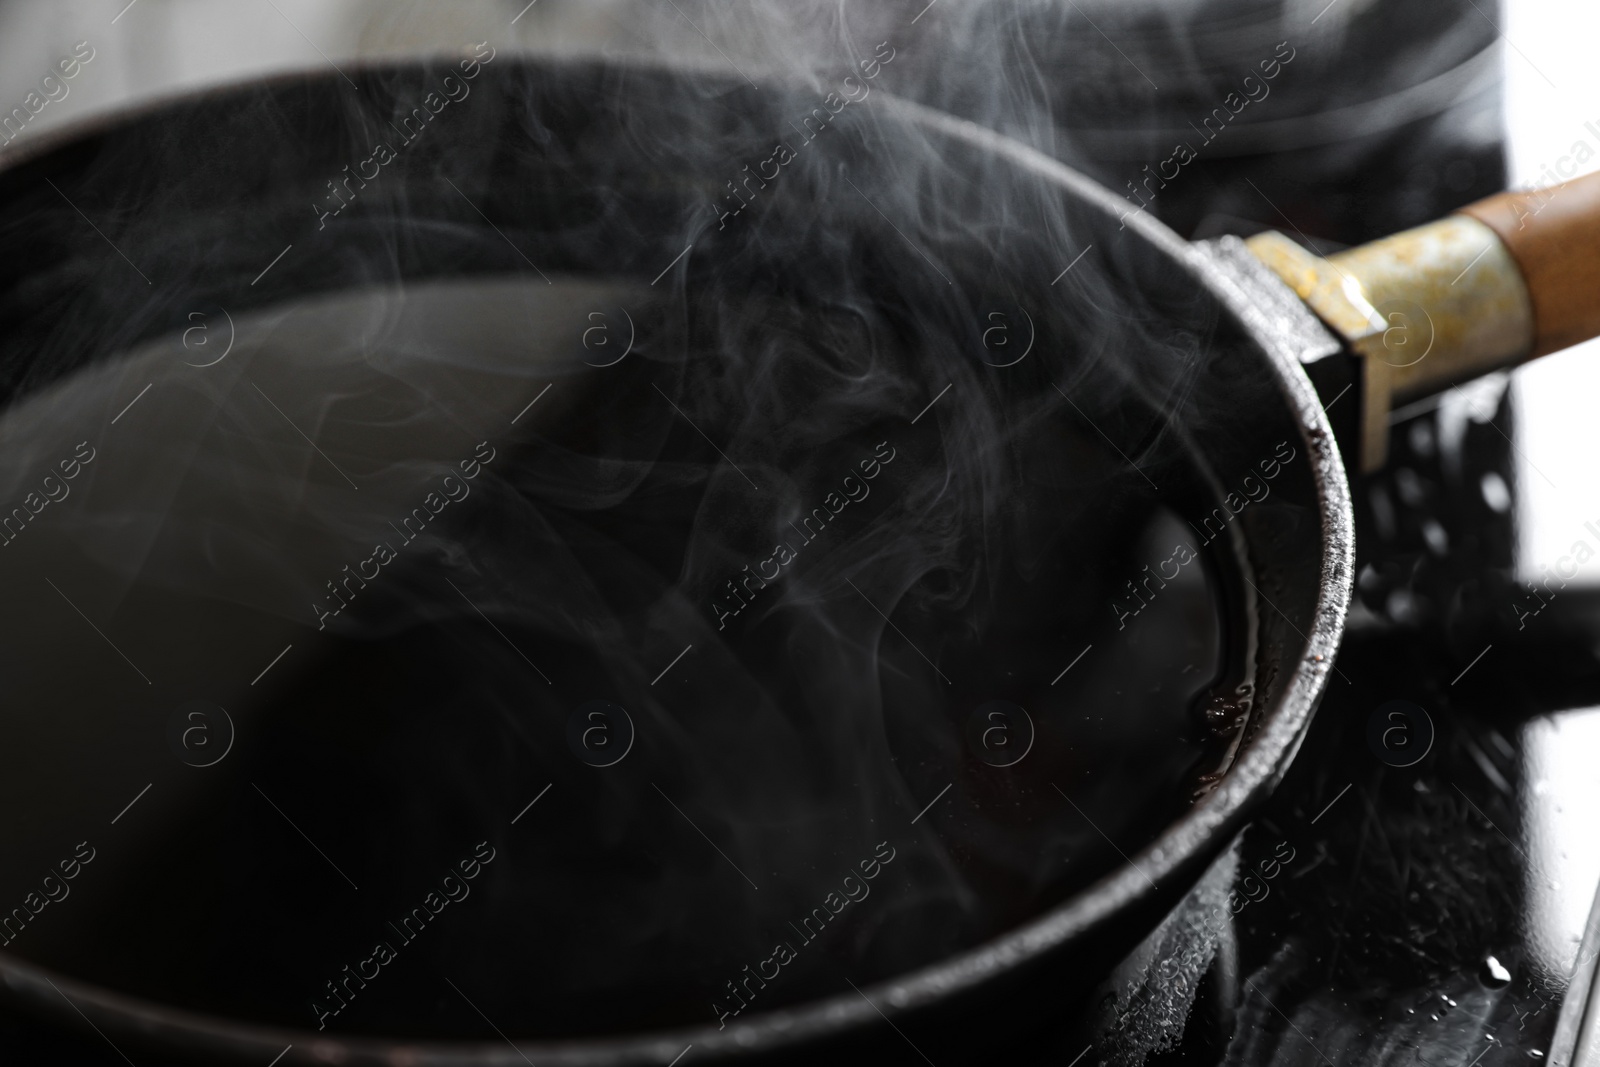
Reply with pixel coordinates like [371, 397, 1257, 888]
[0, 6, 1284, 1042]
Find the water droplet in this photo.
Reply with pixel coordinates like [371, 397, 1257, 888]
[1481, 955, 1512, 988]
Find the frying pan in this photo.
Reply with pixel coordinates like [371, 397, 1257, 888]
[0, 53, 1585, 1066]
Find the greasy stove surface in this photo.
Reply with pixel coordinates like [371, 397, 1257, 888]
[1139, 630, 1584, 1066]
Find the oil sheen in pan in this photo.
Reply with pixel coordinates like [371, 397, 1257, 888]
[0, 274, 1252, 1038]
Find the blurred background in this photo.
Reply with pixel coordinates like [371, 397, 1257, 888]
[4, 1, 1600, 1063]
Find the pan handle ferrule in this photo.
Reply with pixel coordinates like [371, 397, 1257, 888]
[1245, 219, 1533, 472]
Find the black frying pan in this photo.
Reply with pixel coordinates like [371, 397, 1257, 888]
[0, 54, 1360, 1065]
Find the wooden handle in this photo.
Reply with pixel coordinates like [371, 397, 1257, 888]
[1458, 171, 1600, 359]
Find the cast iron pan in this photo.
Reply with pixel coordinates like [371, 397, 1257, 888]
[0, 54, 1353, 1065]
